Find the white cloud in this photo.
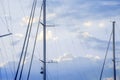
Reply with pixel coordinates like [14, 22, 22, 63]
[83, 21, 106, 28]
[14, 33, 24, 38]
[21, 13, 56, 26]
[83, 21, 92, 27]
[47, 13, 56, 20]
[99, 22, 105, 28]
[37, 30, 58, 41]
[53, 53, 75, 62]
[81, 32, 92, 38]
[103, 77, 113, 80]
[22, 16, 29, 24]
[24, 55, 31, 64]
[21, 16, 38, 25]
[52, 53, 101, 63]
[85, 54, 101, 61]
[0, 62, 7, 68]
[53, 37, 59, 41]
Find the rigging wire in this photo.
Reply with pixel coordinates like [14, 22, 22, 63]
[7, 0, 17, 75]
[7, 0, 13, 29]
[18, 0, 37, 80]
[99, 31, 113, 80]
[18, 0, 26, 17]
[27, 2, 43, 80]
[46, 68, 53, 80]
[53, 27, 60, 80]
[0, 68, 2, 80]
[0, 0, 10, 32]
[0, 0, 17, 78]
[0, 1, 15, 75]
[0, 39, 9, 80]
[14, 0, 37, 80]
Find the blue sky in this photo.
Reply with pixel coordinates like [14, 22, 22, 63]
[0, 0, 120, 80]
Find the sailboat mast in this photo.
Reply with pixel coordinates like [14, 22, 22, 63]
[43, 0, 46, 80]
[112, 21, 116, 80]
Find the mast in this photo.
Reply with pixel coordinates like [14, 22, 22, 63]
[43, 0, 46, 80]
[112, 21, 116, 80]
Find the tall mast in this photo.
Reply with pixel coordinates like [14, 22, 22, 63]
[43, 0, 46, 80]
[112, 21, 116, 80]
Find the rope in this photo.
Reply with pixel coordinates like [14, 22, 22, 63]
[99, 31, 113, 80]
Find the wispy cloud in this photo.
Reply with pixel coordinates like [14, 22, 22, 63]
[77, 31, 120, 52]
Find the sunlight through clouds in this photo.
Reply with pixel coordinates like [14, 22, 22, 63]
[81, 32, 92, 38]
[21, 16, 39, 25]
[99, 22, 105, 28]
[37, 30, 58, 41]
[14, 33, 24, 38]
[83, 21, 93, 27]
